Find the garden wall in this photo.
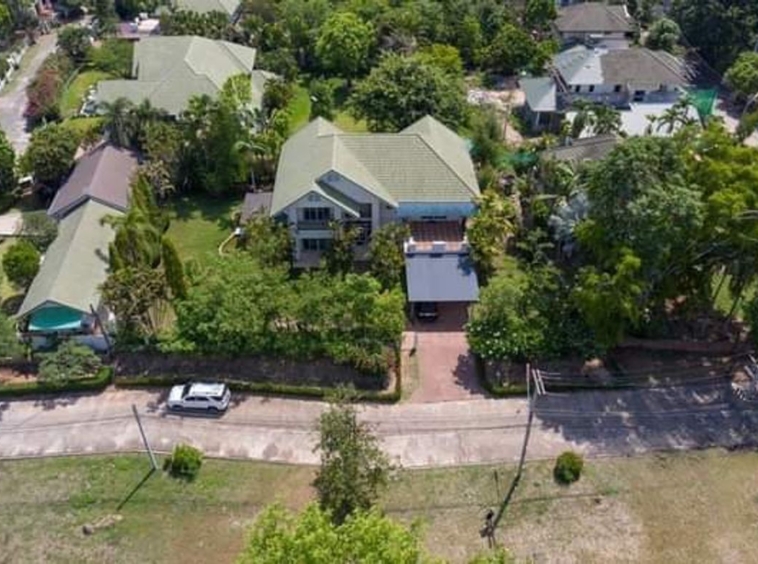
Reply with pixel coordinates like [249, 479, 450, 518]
[113, 353, 390, 391]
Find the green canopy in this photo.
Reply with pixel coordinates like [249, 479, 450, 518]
[29, 306, 84, 332]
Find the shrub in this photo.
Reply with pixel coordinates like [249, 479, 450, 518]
[553, 451, 584, 485]
[38, 341, 102, 384]
[2, 240, 40, 289]
[164, 443, 203, 480]
[21, 211, 58, 252]
[88, 39, 133, 78]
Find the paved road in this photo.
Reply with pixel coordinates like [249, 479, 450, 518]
[1, 381, 757, 468]
[0, 33, 58, 154]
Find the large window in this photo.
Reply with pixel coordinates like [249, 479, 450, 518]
[357, 203, 372, 219]
[301, 238, 332, 251]
[302, 208, 331, 222]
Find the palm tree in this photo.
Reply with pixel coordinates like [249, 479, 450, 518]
[100, 97, 137, 148]
[592, 104, 622, 135]
[656, 97, 697, 134]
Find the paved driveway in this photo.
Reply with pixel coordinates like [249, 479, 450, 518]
[2, 380, 757, 468]
[0, 32, 58, 154]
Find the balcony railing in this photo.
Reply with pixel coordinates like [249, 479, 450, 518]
[297, 219, 331, 230]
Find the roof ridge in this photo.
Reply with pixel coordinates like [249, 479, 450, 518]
[412, 132, 478, 197]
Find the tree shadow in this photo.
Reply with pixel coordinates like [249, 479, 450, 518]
[452, 353, 490, 398]
[2, 294, 24, 316]
[168, 194, 238, 231]
[534, 381, 758, 456]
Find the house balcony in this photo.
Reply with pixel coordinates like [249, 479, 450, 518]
[405, 221, 469, 255]
[297, 219, 332, 231]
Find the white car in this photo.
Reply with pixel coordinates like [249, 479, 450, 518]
[167, 382, 231, 413]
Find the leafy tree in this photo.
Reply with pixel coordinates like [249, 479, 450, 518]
[257, 47, 299, 81]
[238, 504, 432, 563]
[261, 77, 293, 116]
[21, 123, 79, 192]
[314, 392, 392, 524]
[87, 39, 133, 78]
[646, 18, 681, 53]
[21, 211, 57, 252]
[0, 129, 15, 197]
[571, 251, 643, 348]
[160, 10, 235, 41]
[2, 240, 39, 290]
[481, 23, 537, 76]
[467, 189, 515, 282]
[0, 311, 22, 359]
[725, 52, 758, 103]
[323, 222, 359, 276]
[164, 444, 203, 480]
[161, 236, 187, 300]
[349, 53, 467, 132]
[309, 79, 335, 120]
[671, 0, 758, 73]
[415, 43, 463, 77]
[523, 0, 556, 31]
[316, 11, 375, 80]
[238, 213, 293, 268]
[38, 341, 101, 383]
[368, 222, 410, 290]
[57, 26, 91, 63]
[93, 0, 118, 35]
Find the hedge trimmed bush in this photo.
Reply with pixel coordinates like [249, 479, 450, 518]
[0, 367, 112, 398]
[554, 451, 584, 485]
[164, 444, 203, 481]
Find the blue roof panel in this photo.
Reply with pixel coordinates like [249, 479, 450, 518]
[405, 254, 479, 302]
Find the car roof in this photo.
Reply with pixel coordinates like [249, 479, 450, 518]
[188, 382, 227, 397]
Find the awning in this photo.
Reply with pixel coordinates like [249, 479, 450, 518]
[28, 306, 85, 332]
[405, 254, 479, 302]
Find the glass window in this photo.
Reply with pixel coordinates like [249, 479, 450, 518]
[357, 203, 372, 218]
[588, 85, 595, 93]
[574, 85, 581, 93]
[303, 208, 331, 221]
[301, 239, 332, 251]
[614, 85, 622, 93]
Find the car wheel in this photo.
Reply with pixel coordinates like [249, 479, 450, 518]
[208, 406, 219, 413]
[170, 404, 182, 411]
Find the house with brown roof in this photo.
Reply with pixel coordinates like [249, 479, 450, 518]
[554, 2, 634, 46]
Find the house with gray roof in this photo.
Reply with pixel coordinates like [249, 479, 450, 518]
[17, 200, 121, 350]
[173, 0, 241, 19]
[554, 2, 634, 45]
[542, 134, 619, 163]
[47, 144, 138, 220]
[269, 115, 481, 304]
[96, 36, 273, 116]
[520, 45, 692, 134]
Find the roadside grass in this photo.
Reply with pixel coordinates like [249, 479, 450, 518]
[60, 70, 112, 118]
[165, 195, 238, 264]
[2, 449, 758, 563]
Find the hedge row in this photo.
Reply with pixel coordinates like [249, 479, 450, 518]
[0, 367, 113, 398]
[114, 373, 401, 403]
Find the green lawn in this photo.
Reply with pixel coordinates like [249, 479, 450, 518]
[60, 70, 113, 118]
[3, 449, 758, 563]
[165, 195, 238, 264]
[334, 110, 368, 132]
[288, 85, 311, 133]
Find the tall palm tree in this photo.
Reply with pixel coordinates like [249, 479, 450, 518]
[100, 97, 137, 148]
[656, 97, 697, 134]
[592, 104, 622, 135]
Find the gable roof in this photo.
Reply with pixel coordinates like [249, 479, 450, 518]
[542, 135, 619, 162]
[47, 144, 138, 219]
[520, 77, 558, 112]
[173, 0, 239, 16]
[270, 116, 479, 216]
[553, 45, 690, 87]
[96, 36, 258, 116]
[17, 200, 121, 319]
[555, 3, 633, 34]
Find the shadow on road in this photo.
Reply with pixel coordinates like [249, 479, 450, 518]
[534, 381, 758, 455]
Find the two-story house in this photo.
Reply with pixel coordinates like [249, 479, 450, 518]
[520, 45, 692, 135]
[265, 115, 481, 308]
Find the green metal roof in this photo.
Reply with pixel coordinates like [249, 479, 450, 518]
[17, 200, 122, 320]
[173, 0, 239, 16]
[29, 306, 84, 332]
[96, 36, 258, 116]
[270, 116, 480, 216]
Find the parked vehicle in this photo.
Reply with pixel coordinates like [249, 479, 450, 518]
[167, 382, 231, 413]
[415, 302, 439, 322]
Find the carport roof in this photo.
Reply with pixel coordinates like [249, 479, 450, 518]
[405, 253, 479, 303]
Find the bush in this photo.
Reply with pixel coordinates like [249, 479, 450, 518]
[2, 240, 40, 289]
[38, 341, 102, 384]
[164, 443, 203, 480]
[553, 451, 584, 485]
[21, 211, 58, 252]
[88, 39, 133, 78]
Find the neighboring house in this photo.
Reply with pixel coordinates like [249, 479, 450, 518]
[47, 144, 138, 220]
[541, 134, 619, 163]
[268, 115, 481, 307]
[17, 143, 138, 351]
[172, 0, 241, 20]
[520, 45, 692, 134]
[116, 18, 161, 41]
[554, 2, 634, 46]
[96, 36, 273, 117]
[16, 201, 122, 351]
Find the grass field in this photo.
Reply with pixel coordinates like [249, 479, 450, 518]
[334, 110, 368, 132]
[60, 70, 113, 118]
[2, 449, 758, 563]
[287, 85, 311, 133]
[165, 195, 238, 264]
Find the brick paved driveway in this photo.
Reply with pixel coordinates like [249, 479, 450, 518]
[407, 303, 488, 403]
